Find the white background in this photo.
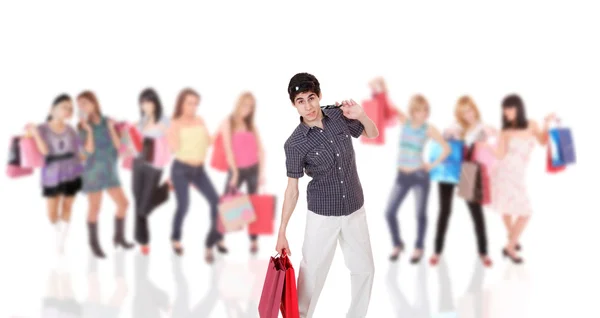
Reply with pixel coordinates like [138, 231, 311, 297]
[0, 1, 598, 317]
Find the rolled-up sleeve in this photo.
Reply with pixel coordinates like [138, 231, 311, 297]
[284, 142, 304, 178]
[344, 117, 365, 138]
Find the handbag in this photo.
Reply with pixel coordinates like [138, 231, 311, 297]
[218, 188, 256, 233]
[248, 194, 277, 235]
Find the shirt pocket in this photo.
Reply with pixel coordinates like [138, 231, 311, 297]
[305, 144, 334, 173]
[335, 129, 354, 156]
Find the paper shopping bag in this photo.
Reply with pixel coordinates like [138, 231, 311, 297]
[152, 135, 170, 168]
[556, 128, 576, 165]
[248, 194, 276, 235]
[218, 190, 256, 233]
[457, 162, 481, 202]
[546, 146, 565, 174]
[258, 256, 286, 318]
[429, 139, 464, 184]
[19, 136, 44, 168]
[279, 254, 300, 318]
[210, 133, 229, 172]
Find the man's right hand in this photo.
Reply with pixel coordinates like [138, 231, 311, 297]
[275, 233, 291, 256]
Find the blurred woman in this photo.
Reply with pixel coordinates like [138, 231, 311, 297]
[486, 94, 555, 263]
[27, 94, 84, 254]
[220, 91, 266, 254]
[77, 91, 133, 258]
[168, 88, 224, 263]
[132, 88, 171, 256]
[429, 96, 495, 268]
[386, 93, 450, 264]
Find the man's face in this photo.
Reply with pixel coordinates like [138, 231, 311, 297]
[292, 91, 321, 122]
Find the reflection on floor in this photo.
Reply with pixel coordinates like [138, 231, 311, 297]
[36, 252, 530, 317]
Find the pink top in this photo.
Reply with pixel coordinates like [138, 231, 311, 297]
[232, 131, 259, 168]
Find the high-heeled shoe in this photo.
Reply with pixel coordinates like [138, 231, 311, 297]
[481, 255, 493, 267]
[429, 254, 440, 266]
[502, 248, 523, 264]
[216, 245, 228, 254]
[389, 247, 402, 262]
[173, 245, 183, 256]
[410, 253, 423, 264]
[205, 251, 214, 264]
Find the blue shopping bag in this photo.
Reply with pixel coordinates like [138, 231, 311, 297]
[428, 139, 464, 184]
[557, 128, 576, 164]
[549, 128, 575, 167]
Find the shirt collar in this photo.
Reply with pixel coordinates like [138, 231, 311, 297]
[298, 110, 329, 136]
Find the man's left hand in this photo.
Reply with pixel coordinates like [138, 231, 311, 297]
[339, 99, 365, 120]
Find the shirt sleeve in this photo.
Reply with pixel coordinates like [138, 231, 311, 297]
[284, 142, 304, 178]
[344, 116, 365, 138]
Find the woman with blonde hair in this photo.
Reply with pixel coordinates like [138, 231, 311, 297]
[168, 88, 224, 263]
[386, 94, 450, 264]
[219, 91, 266, 254]
[429, 95, 495, 267]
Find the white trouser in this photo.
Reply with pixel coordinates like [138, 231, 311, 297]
[297, 206, 375, 318]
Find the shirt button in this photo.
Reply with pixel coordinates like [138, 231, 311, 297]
[341, 180, 344, 183]
[330, 140, 333, 143]
[336, 153, 339, 156]
[316, 152, 319, 155]
[346, 135, 348, 137]
[343, 195, 346, 198]
[338, 167, 341, 170]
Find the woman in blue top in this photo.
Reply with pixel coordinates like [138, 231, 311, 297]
[385, 91, 450, 264]
[132, 88, 171, 256]
[78, 91, 133, 258]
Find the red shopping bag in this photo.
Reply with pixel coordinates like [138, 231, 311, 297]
[479, 164, 491, 206]
[279, 253, 300, 318]
[248, 194, 276, 235]
[360, 98, 384, 145]
[210, 133, 229, 172]
[258, 255, 286, 318]
[546, 147, 565, 174]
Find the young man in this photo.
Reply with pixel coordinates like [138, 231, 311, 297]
[275, 73, 379, 318]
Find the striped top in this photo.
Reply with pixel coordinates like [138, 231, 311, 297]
[397, 120, 428, 169]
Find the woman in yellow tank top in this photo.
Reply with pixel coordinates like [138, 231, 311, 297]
[167, 88, 225, 263]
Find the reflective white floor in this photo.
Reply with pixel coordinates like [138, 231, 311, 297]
[1, 139, 595, 318]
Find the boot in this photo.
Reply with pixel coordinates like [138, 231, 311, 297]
[87, 222, 106, 258]
[113, 217, 134, 249]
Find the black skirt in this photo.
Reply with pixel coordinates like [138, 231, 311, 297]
[43, 177, 83, 197]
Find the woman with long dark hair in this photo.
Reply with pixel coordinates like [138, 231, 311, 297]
[26, 94, 84, 254]
[167, 88, 224, 263]
[486, 94, 555, 263]
[77, 91, 133, 258]
[132, 88, 171, 256]
[220, 91, 266, 254]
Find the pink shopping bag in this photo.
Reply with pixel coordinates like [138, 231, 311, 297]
[258, 255, 286, 318]
[6, 165, 33, 178]
[19, 136, 44, 168]
[152, 135, 170, 168]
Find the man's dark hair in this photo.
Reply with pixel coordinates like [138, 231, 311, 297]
[287, 73, 321, 103]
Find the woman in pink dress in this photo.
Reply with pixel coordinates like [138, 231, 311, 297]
[486, 94, 555, 263]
